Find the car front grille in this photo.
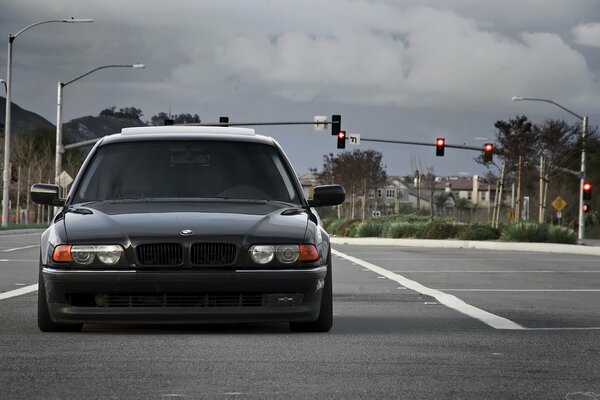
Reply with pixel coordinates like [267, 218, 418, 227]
[136, 243, 237, 267]
[137, 243, 183, 266]
[80, 293, 304, 308]
[191, 243, 237, 266]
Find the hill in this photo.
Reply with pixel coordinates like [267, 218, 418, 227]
[0, 97, 147, 144]
[63, 115, 146, 143]
[0, 97, 54, 136]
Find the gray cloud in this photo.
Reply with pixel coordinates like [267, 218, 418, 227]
[1, 0, 599, 175]
[573, 23, 600, 47]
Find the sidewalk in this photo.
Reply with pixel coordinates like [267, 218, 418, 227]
[331, 236, 600, 257]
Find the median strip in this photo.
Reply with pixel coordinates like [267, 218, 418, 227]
[332, 248, 524, 330]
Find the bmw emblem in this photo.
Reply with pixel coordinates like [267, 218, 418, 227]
[180, 229, 194, 236]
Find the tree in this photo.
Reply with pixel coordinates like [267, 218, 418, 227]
[479, 115, 539, 222]
[312, 149, 387, 220]
[98, 106, 143, 120]
[149, 112, 201, 126]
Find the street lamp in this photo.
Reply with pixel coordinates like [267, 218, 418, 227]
[55, 63, 145, 190]
[512, 96, 588, 243]
[0, 79, 6, 94]
[2, 17, 93, 226]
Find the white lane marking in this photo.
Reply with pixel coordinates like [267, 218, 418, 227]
[392, 270, 600, 273]
[332, 249, 524, 330]
[438, 289, 600, 292]
[525, 327, 600, 331]
[0, 259, 38, 262]
[0, 284, 37, 300]
[0, 233, 40, 238]
[2, 244, 39, 252]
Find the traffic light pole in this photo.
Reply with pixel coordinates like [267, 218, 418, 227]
[578, 116, 587, 242]
[359, 138, 484, 152]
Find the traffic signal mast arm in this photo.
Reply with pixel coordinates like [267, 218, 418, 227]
[360, 138, 485, 152]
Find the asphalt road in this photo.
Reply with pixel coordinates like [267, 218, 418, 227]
[1, 233, 599, 399]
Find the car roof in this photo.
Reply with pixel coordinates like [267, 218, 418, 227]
[99, 126, 277, 146]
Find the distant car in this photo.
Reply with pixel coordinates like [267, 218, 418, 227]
[31, 126, 345, 332]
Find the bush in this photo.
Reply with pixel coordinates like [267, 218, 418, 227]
[547, 225, 577, 244]
[500, 222, 549, 242]
[420, 222, 466, 239]
[384, 222, 424, 238]
[458, 224, 500, 241]
[345, 220, 363, 237]
[355, 219, 385, 237]
[335, 219, 361, 236]
[324, 219, 345, 235]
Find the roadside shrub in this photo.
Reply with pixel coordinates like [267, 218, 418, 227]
[384, 222, 424, 238]
[335, 219, 360, 236]
[547, 225, 577, 244]
[500, 222, 549, 242]
[325, 219, 345, 235]
[355, 219, 385, 237]
[420, 222, 466, 239]
[458, 224, 500, 241]
[344, 220, 363, 237]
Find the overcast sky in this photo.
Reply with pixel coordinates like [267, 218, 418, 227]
[1, 0, 599, 176]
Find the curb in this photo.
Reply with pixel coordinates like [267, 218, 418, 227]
[331, 237, 600, 257]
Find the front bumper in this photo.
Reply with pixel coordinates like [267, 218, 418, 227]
[42, 266, 327, 325]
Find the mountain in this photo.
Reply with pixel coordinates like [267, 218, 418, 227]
[63, 115, 146, 143]
[0, 96, 55, 136]
[0, 97, 147, 144]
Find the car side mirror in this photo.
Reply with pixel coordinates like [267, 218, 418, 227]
[308, 184, 345, 207]
[31, 183, 65, 207]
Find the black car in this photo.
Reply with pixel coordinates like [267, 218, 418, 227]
[31, 126, 345, 332]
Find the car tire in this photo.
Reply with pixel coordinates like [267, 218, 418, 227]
[289, 249, 333, 333]
[38, 261, 82, 333]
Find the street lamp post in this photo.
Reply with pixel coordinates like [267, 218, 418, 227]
[2, 17, 93, 226]
[512, 96, 588, 243]
[56, 64, 144, 191]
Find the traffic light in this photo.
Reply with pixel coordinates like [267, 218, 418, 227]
[331, 114, 341, 136]
[337, 131, 346, 149]
[583, 203, 591, 213]
[583, 182, 592, 201]
[219, 116, 229, 127]
[164, 119, 174, 126]
[483, 143, 494, 162]
[435, 137, 445, 156]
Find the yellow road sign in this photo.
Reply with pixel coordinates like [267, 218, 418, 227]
[551, 196, 567, 211]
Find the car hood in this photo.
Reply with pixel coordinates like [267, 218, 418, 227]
[61, 201, 310, 245]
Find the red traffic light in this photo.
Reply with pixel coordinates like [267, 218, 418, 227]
[482, 143, 494, 162]
[583, 203, 591, 213]
[436, 137, 445, 156]
[337, 130, 346, 149]
[583, 182, 592, 200]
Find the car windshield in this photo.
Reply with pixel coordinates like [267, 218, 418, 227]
[73, 140, 301, 204]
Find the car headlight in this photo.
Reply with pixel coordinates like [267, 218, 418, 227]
[249, 244, 318, 265]
[52, 244, 124, 265]
[95, 245, 123, 265]
[250, 245, 275, 264]
[71, 245, 96, 265]
[276, 245, 299, 264]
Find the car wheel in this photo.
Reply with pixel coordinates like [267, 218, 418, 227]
[289, 249, 333, 333]
[38, 261, 82, 333]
